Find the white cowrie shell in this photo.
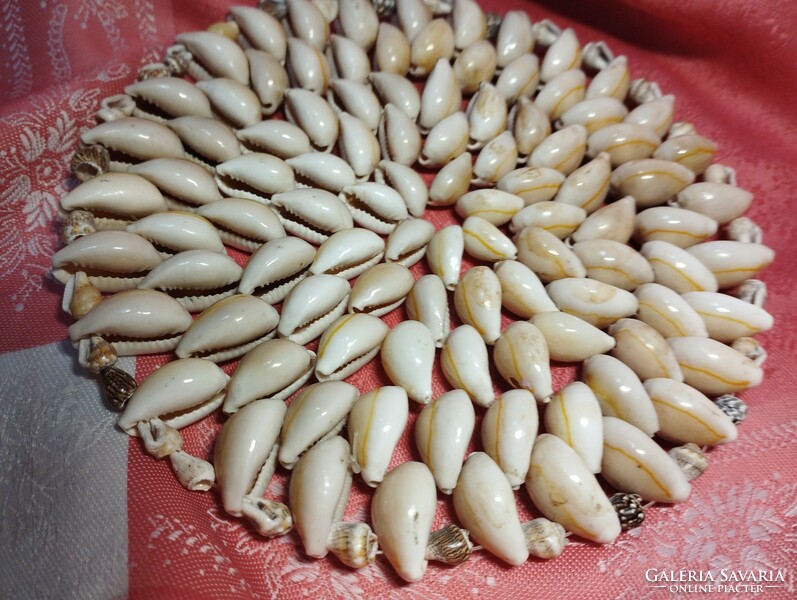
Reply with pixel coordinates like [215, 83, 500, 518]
[493, 260, 558, 318]
[372, 461, 436, 582]
[336, 112, 380, 179]
[544, 382, 603, 473]
[582, 354, 659, 436]
[381, 321, 435, 404]
[530, 311, 615, 362]
[546, 278, 638, 329]
[457, 189, 525, 227]
[641, 240, 719, 293]
[495, 10, 534, 69]
[453, 266, 503, 344]
[462, 216, 517, 263]
[369, 72, 421, 121]
[602, 417, 691, 503]
[572, 239, 654, 291]
[279, 381, 359, 469]
[510, 201, 586, 238]
[611, 158, 695, 209]
[675, 182, 753, 224]
[124, 77, 213, 122]
[238, 236, 315, 304]
[540, 28, 581, 83]
[509, 96, 551, 161]
[195, 78, 262, 129]
[495, 53, 539, 104]
[557, 97, 628, 134]
[481, 389, 538, 488]
[278, 274, 351, 344]
[682, 291, 774, 342]
[405, 274, 450, 347]
[286, 151, 358, 194]
[493, 321, 553, 403]
[167, 115, 240, 170]
[327, 34, 371, 83]
[286, 0, 329, 51]
[416, 390, 475, 494]
[175, 31, 249, 84]
[527, 434, 621, 544]
[587, 55, 630, 101]
[529, 123, 587, 175]
[609, 318, 684, 381]
[624, 94, 675, 138]
[215, 152, 295, 203]
[553, 152, 611, 213]
[452, 0, 486, 50]
[587, 123, 661, 166]
[687, 241, 774, 289]
[514, 226, 586, 282]
[419, 111, 470, 168]
[237, 119, 311, 159]
[668, 337, 764, 396]
[645, 379, 737, 446]
[426, 224, 464, 290]
[60, 172, 168, 223]
[348, 387, 409, 486]
[441, 325, 494, 407]
[384, 218, 435, 267]
[348, 262, 415, 317]
[271, 187, 354, 243]
[472, 131, 518, 187]
[374, 160, 428, 218]
[315, 313, 388, 381]
[378, 104, 423, 167]
[127, 211, 225, 255]
[124, 158, 222, 213]
[396, 0, 432, 42]
[419, 58, 462, 133]
[454, 40, 497, 95]
[429, 152, 472, 207]
[534, 70, 586, 121]
[410, 18, 455, 77]
[339, 182, 409, 234]
[338, 0, 379, 49]
[571, 196, 635, 244]
[286, 37, 331, 95]
[455, 452, 529, 565]
[81, 117, 185, 171]
[284, 88, 339, 152]
[653, 134, 717, 175]
[634, 205, 718, 248]
[197, 198, 285, 253]
[498, 166, 564, 206]
[466, 83, 508, 150]
[228, 6, 287, 63]
[328, 79, 382, 131]
[310, 227, 384, 279]
[634, 282, 708, 338]
[223, 338, 315, 413]
[374, 23, 411, 75]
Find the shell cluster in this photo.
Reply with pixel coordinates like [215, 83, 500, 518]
[53, 0, 774, 583]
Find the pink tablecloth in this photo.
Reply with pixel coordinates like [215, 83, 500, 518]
[1, 0, 795, 598]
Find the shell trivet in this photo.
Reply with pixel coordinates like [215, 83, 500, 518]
[54, 0, 773, 582]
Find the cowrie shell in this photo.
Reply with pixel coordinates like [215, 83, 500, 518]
[347, 262, 414, 317]
[494, 260, 558, 318]
[544, 382, 603, 473]
[553, 152, 611, 213]
[238, 236, 315, 304]
[315, 313, 388, 381]
[510, 201, 586, 238]
[453, 265, 503, 344]
[624, 94, 675, 137]
[572, 239, 654, 291]
[310, 228, 384, 279]
[571, 196, 635, 243]
[534, 70, 586, 121]
[495, 53, 539, 104]
[633, 282, 708, 338]
[426, 224, 464, 290]
[686, 241, 774, 289]
[586, 55, 630, 101]
[546, 278, 638, 329]
[374, 23, 411, 75]
[675, 182, 753, 224]
[682, 291, 774, 342]
[609, 318, 684, 381]
[495, 10, 534, 69]
[587, 123, 661, 166]
[641, 240, 719, 293]
[481, 389, 538, 488]
[634, 205, 718, 248]
[441, 325, 494, 407]
[327, 33, 371, 82]
[493, 321, 553, 402]
[462, 216, 517, 263]
[457, 189, 525, 227]
[278, 274, 351, 344]
[514, 226, 586, 282]
[509, 96, 551, 161]
[381, 321, 435, 404]
[668, 337, 763, 396]
[498, 166, 565, 206]
[384, 218, 435, 268]
[611, 158, 695, 208]
[540, 28, 582, 83]
[530, 311, 615, 362]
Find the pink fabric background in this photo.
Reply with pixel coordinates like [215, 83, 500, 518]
[2, 0, 795, 597]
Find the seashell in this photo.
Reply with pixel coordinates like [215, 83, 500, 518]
[472, 131, 518, 187]
[419, 111, 470, 168]
[481, 389, 538, 488]
[336, 112, 380, 179]
[462, 216, 517, 263]
[714, 394, 748, 424]
[546, 278, 638, 329]
[228, 6, 287, 62]
[372, 461, 436, 582]
[628, 78, 662, 105]
[374, 160, 427, 217]
[384, 218, 435, 267]
[534, 70, 586, 121]
[522, 518, 567, 560]
[271, 187, 354, 243]
[493, 321, 553, 402]
[419, 59, 462, 134]
[570, 196, 635, 244]
[601, 417, 691, 503]
[286, 152, 355, 193]
[278, 274, 351, 344]
[644, 379, 738, 446]
[175, 294, 280, 363]
[624, 94, 675, 138]
[381, 321, 435, 404]
[587, 55, 630, 101]
[453, 266, 502, 345]
[466, 83, 507, 150]
[544, 382, 603, 473]
[310, 228, 385, 279]
[426, 224, 464, 290]
[374, 25, 410, 76]
[338, 0, 379, 49]
[687, 241, 774, 289]
[509, 201, 586, 238]
[572, 239, 654, 291]
[327, 34, 371, 83]
[215, 153, 295, 203]
[557, 97, 628, 135]
[118, 358, 226, 434]
[497, 166, 564, 206]
[634, 282, 709, 338]
[531, 311, 615, 362]
[587, 123, 660, 167]
[244, 49, 289, 115]
[197, 198, 285, 252]
[63, 271, 102, 320]
[425, 524, 474, 565]
[529, 123, 587, 175]
[668, 336, 764, 396]
[95, 93, 137, 123]
[454, 40, 497, 95]
[328, 79, 382, 131]
[284, 88, 339, 151]
[441, 325, 494, 407]
[541, 27, 581, 82]
[682, 291, 773, 342]
[176, 31, 249, 84]
[527, 433, 621, 543]
[514, 226, 586, 282]
[127, 212, 225, 256]
[315, 313, 388, 380]
[128, 158, 223, 213]
[726, 216, 763, 244]
[238, 236, 315, 303]
[454, 452, 528, 565]
[167, 116, 240, 170]
[348, 262, 414, 316]
[737, 278, 767, 308]
[731, 336, 767, 366]
[409, 18, 454, 77]
[71, 144, 110, 182]
[609, 318, 683, 381]
[611, 158, 695, 209]
[99, 363, 136, 411]
[348, 387, 409, 486]
[280, 381, 359, 469]
[457, 189, 524, 227]
[495, 10, 533, 69]
[405, 274, 450, 347]
[582, 354, 659, 436]
[675, 182, 753, 225]
[81, 117, 184, 171]
[509, 96, 550, 161]
[339, 182, 409, 234]
[369, 72, 421, 121]
[286, 0, 330, 50]
[52, 230, 162, 292]
[634, 205, 718, 248]
[61, 210, 96, 244]
[429, 152, 472, 206]
[493, 259, 558, 318]
[669, 443, 708, 482]
[396, 0, 432, 43]
[285, 37, 331, 95]
[237, 120, 311, 159]
[124, 77, 212, 122]
[224, 338, 315, 413]
[137, 250, 242, 312]
[641, 240, 719, 293]
[416, 390, 475, 494]
[653, 133, 716, 175]
[495, 53, 539, 103]
[452, 0, 485, 50]
[378, 103, 423, 167]
[553, 152, 612, 213]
